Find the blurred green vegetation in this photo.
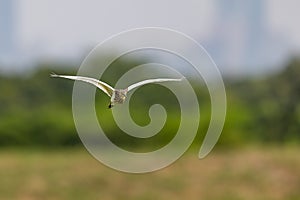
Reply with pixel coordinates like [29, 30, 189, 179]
[223, 59, 300, 145]
[0, 58, 300, 148]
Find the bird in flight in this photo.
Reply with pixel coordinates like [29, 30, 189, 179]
[51, 73, 183, 108]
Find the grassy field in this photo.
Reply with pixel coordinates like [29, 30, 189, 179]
[0, 146, 299, 200]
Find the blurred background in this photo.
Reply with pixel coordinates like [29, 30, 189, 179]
[1, 0, 300, 199]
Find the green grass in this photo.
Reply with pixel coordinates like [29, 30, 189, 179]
[0, 146, 299, 200]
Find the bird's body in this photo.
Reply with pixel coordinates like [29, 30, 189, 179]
[51, 73, 183, 108]
[109, 89, 128, 108]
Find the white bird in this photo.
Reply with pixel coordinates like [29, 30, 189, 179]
[51, 73, 183, 108]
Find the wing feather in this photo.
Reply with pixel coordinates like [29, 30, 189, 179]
[127, 77, 183, 92]
[50, 73, 114, 97]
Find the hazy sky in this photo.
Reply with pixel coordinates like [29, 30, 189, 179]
[18, 0, 215, 57]
[1, 0, 300, 75]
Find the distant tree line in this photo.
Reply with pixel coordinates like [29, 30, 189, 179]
[0, 59, 299, 147]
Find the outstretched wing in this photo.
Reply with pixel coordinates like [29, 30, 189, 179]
[127, 77, 183, 92]
[50, 73, 114, 97]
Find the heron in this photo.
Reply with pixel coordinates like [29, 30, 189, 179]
[51, 73, 183, 108]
